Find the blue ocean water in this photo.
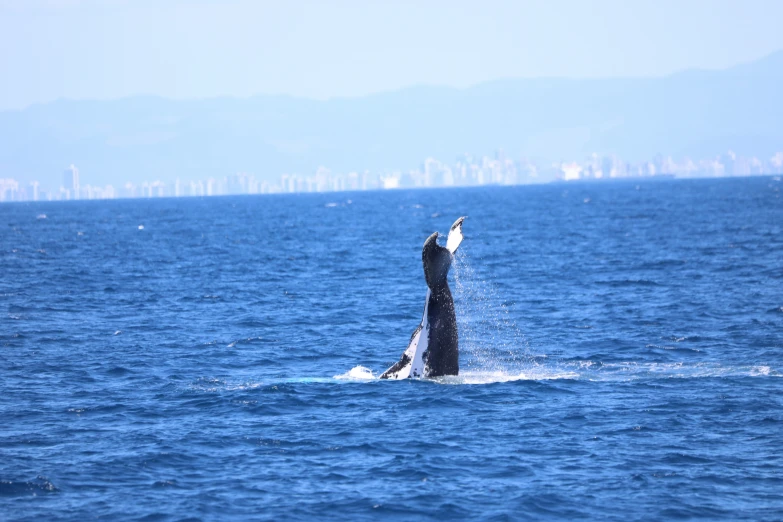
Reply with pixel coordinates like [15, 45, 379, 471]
[1, 177, 782, 521]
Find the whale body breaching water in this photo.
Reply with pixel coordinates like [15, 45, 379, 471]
[381, 217, 466, 379]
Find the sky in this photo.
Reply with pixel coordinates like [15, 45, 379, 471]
[1, 0, 783, 110]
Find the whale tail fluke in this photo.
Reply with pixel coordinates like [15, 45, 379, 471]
[423, 216, 466, 291]
[381, 217, 466, 380]
[447, 216, 466, 254]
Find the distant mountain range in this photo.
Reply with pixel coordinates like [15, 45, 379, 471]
[1, 51, 782, 187]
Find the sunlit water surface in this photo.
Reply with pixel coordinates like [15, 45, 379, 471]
[1, 178, 782, 520]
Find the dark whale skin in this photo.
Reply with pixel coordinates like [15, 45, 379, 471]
[420, 232, 459, 377]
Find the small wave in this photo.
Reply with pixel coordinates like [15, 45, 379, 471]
[153, 480, 182, 488]
[596, 278, 660, 287]
[188, 376, 343, 391]
[227, 336, 264, 348]
[192, 378, 268, 392]
[0, 476, 57, 496]
[559, 361, 781, 381]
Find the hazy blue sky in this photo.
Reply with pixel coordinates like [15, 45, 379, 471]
[2, 0, 783, 110]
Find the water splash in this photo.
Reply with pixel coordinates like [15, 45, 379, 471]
[334, 366, 376, 381]
[452, 247, 533, 374]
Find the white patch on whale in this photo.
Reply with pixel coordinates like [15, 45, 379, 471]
[382, 290, 431, 379]
[446, 217, 464, 254]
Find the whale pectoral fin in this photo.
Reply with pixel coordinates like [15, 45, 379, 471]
[380, 324, 423, 380]
[379, 353, 412, 380]
[381, 290, 431, 380]
[446, 216, 466, 254]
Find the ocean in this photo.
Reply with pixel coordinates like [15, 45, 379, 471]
[1, 177, 782, 520]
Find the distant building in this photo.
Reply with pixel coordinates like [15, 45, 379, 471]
[771, 152, 783, 173]
[381, 175, 400, 189]
[62, 164, 80, 200]
[150, 181, 165, 197]
[0, 178, 20, 202]
[561, 162, 582, 181]
[124, 183, 138, 198]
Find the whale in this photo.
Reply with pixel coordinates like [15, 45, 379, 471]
[381, 217, 466, 379]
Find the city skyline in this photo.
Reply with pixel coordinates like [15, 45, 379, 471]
[3, 49, 781, 189]
[2, 149, 782, 203]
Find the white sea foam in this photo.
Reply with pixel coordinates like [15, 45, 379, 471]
[751, 365, 772, 376]
[334, 365, 376, 381]
[433, 369, 579, 385]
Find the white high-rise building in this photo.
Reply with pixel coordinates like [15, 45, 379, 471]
[62, 164, 80, 200]
[0, 178, 19, 202]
